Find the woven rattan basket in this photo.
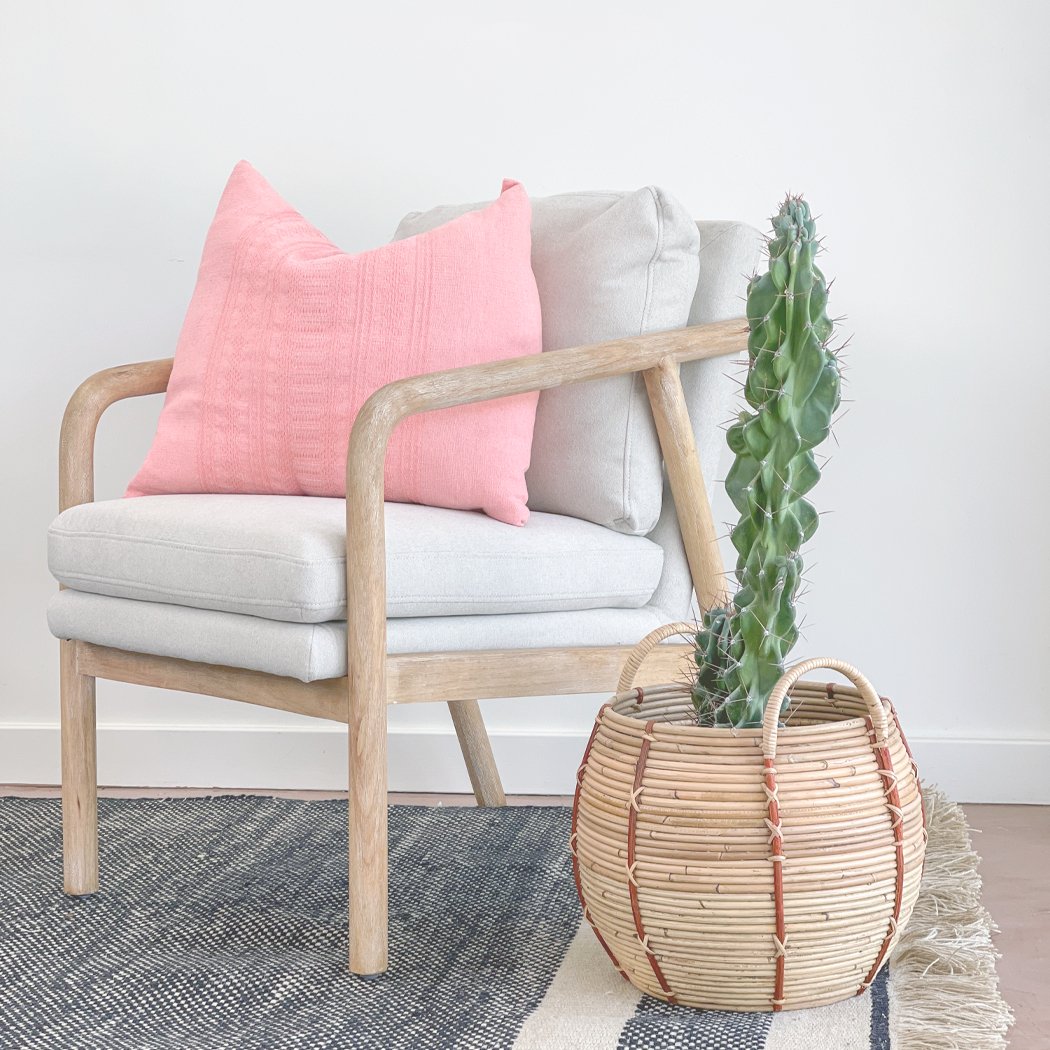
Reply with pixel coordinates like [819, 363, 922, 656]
[571, 622, 926, 1012]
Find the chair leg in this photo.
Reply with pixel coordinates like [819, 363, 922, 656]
[447, 699, 506, 807]
[348, 676, 389, 975]
[60, 640, 98, 895]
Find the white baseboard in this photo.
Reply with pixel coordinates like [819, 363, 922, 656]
[1, 723, 1047, 803]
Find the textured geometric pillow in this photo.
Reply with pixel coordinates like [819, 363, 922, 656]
[395, 189, 701, 535]
[127, 163, 542, 525]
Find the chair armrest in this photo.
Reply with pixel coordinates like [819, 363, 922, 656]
[59, 358, 173, 511]
[346, 318, 745, 458]
[346, 317, 745, 508]
[343, 317, 747, 701]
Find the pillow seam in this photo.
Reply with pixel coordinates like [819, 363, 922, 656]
[615, 187, 666, 534]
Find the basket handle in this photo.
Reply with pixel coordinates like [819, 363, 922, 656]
[617, 621, 698, 693]
[762, 657, 888, 759]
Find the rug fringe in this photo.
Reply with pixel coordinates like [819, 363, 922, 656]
[889, 786, 1013, 1049]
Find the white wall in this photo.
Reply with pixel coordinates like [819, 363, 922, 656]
[2, 1, 1047, 802]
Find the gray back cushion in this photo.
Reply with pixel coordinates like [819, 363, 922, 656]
[646, 219, 765, 618]
[394, 188, 700, 535]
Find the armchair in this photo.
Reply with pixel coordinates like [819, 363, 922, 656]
[49, 204, 761, 975]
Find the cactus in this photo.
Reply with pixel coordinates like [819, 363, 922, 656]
[692, 196, 841, 727]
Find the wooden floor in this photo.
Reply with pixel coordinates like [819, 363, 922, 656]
[5, 787, 1047, 1048]
[963, 804, 1048, 1050]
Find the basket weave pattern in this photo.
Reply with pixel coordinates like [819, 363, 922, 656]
[571, 624, 926, 1012]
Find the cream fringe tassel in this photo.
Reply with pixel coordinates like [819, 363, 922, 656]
[890, 786, 1013, 1049]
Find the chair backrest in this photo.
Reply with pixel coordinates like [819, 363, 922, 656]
[394, 191, 762, 546]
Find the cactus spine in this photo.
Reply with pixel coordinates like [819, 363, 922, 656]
[692, 196, 841, 728]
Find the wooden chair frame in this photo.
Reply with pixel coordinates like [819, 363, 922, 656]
[57, 317, 745, 974]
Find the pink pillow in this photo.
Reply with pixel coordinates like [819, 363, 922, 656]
[126, 162, 542, 525]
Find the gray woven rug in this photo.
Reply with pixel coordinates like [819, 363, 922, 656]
[0, 790, 1009, 1049]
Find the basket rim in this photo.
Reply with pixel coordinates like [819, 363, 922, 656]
[605, 681, 885, 740]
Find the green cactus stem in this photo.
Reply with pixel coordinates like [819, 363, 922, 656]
[692, 196, 841, 728]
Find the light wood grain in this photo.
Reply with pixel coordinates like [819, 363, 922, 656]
[75, 642, 348, 721]
[342, 318, 745, 972]
[54, 318, 745, 975]
[349, 319, 745, 432]
[74, 641, 696, 718]
[447, 700, 506, 807]
[386, 644, 695, 703]
[345, 368, 391, 975]
[59, 358, 173, 511]
[60, 640, 98, 894]
[644, 357, 729, 610]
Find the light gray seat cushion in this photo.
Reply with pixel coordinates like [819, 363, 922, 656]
[48, 495, 664, 623]
[47, 591, 673, 682]
[395, 188, 701, 537]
